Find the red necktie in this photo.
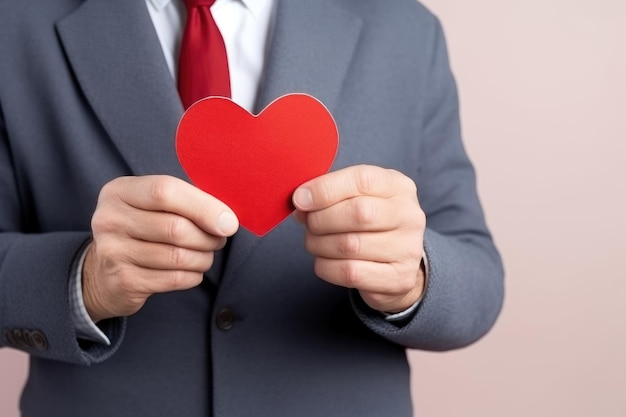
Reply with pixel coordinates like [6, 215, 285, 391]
[178, 0, 231, 109]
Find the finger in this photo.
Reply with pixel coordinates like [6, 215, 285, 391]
[92, 198, 226, 251]
[142, 269, 205, 294]
[313, 257, 418, 297]
[123, 209, 225, 252]
[304, 231, 422, 263]
[293, 165, 415, 212]
[103, 176, 239, 237]
[95, 234, 219, 273]
[113, 266, 206, 297]
[304, 196, 405, 235]
[123, 241, 218, 272]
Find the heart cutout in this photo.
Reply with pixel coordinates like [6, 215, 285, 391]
[176, 94, 339, 236]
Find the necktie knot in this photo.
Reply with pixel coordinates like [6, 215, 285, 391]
[184, 0, 216, 9]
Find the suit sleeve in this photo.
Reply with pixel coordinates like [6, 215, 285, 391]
[351, 17, 505, 351]
[0, 106, 126, 366]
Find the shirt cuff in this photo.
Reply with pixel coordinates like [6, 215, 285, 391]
[69, 243, 111, 345]
[383, 254, 429, 323]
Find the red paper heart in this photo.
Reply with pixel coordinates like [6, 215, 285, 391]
[176, 94, 339, 236]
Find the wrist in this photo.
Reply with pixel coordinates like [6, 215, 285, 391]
[82, 243, 108, 323]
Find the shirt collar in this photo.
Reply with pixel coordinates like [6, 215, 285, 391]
[147, 0, 171, 11]
[239, 0, 270, 19]
[147, 0, 269, 19]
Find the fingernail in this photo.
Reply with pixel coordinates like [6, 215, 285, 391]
[293, 188, 313, 210]
[217, 211, 238, 235]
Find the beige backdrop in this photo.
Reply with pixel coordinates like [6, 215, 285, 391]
[1, 1, 625, 416]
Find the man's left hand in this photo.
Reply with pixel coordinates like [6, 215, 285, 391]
[293, 165, 426, 314]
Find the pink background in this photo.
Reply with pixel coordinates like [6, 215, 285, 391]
[2, 1, 625, 415]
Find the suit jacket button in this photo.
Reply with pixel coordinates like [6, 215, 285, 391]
[2, 328, 48, 351]
[29, 330, 49, 351]
[2, 328, 18, 347]
[216, 308, 235, 330]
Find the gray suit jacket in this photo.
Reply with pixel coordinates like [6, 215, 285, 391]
[0, 0, 504, 416]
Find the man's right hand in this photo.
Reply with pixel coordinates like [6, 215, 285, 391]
[82, 175, 238, 323]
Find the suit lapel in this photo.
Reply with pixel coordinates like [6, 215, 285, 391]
[56, 0, 186, 177]
[226, 0, 363, 276]
[255, 0, 363, 113]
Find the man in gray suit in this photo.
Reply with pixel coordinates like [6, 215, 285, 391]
[0, 0, 504, 416]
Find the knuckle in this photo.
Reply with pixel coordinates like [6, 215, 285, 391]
[98, 179, 118, 200]
[168, 246, 189, 269]
[354, 165, 376, 195]
[400, 173, 418, 195]
[91, 208, 121, 235]
[406, 205, 426, 230]
[167, 270, 187, 290]
[342, 260, 362, 288]
[315, 183, 334, 208]
[338, 233, 361, 257]
[149, 177, 175, 204]
[352, 198, 377, 226]
[166, 216, 186, 242]
[98, 177, 129, 204]
[90, 211, 108, 234]
[170, 270, 202, 290]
